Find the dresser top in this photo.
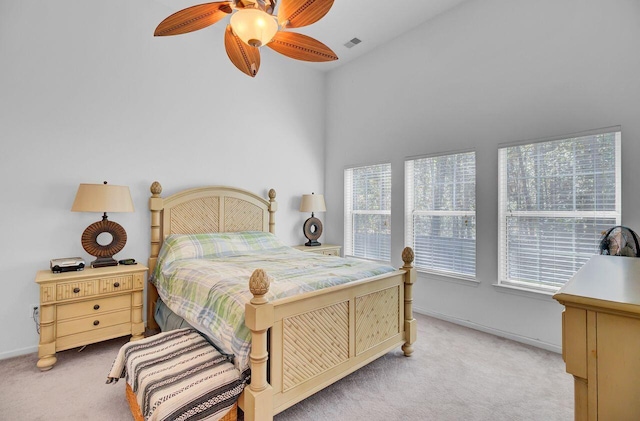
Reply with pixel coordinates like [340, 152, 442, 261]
[553, 255, 640, 314]
[35, 264, 148, 284]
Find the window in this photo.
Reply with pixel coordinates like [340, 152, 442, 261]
[344, 163, 391, 262]
[405, 151, 476, 277]
[498, 130, 621, 292]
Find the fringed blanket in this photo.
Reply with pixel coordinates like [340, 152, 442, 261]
[107, 328, 248, 421]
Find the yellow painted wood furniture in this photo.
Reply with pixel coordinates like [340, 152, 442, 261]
[292, 243, 341, 256]
[147, 182, 416, 421]
[553, 255, 640, 421]
[35, 264, 147, 371]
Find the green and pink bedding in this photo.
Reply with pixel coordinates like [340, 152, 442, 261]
[151, 231, 396, 370]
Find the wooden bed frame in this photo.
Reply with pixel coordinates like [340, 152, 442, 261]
[147, 181, 416, 421]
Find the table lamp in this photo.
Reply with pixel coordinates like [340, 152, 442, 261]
[299, 193, 326, 246]
[71, 181, 134, 267]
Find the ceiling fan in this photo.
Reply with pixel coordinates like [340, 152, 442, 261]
[154, 0, 338, 77]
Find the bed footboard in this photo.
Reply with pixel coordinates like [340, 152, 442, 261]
[243, 247, 416, 421]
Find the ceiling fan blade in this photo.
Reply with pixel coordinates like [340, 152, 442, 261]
[267, 31, 337, 62]
[224, 25, 261, 77]
[277, 0, 334, 28]
[154, 2, 233, 37]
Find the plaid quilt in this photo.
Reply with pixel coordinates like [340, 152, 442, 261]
[151, 232, 396, 370]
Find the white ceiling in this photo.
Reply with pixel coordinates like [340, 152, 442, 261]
[153, 0, 470, 71]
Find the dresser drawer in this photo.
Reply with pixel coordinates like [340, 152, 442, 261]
[99, 275, 133, 293]
[56, 323, 132, 352]
[57, 308, 131, 337]
[56, 279, 100, 301]
[322, 249, 339, 256]
[57, 294, 131, 321]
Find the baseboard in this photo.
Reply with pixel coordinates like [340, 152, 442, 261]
[414, 306, 562, 354]
[0, 345, 37, 360]
[3, 311, 560, 360]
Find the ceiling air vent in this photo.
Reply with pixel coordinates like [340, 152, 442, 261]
[344, 38, 362, 48]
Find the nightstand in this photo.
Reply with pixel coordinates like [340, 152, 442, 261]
[34, 264, 147, 371]
[293, 244, 341, 256]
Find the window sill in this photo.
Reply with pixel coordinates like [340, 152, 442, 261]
[492, 283, 557, 301]
[418, 269, 480, 287]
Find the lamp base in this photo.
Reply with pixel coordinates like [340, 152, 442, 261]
[91, 257, 118, 268]
[81, 218, 127, 269]
[302, 216, 323, 247]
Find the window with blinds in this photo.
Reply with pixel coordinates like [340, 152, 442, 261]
[498, 130, 621, 292]
[405, 151, 476, 278]
[344, 163, 391, 262]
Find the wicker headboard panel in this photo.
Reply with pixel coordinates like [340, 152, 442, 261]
[148, 181, 277, 270]
[166, 195, 269, 235]
[146, 181, 277, 329]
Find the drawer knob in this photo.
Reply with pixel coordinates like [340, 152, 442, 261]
[93, 320, 100, 326]
[113, 282, 120, 288]
[93, 304, 100, 310]
[73, 287, 80, 294]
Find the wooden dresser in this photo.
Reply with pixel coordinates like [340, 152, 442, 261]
[35, 264, 147, 370]
[553, 255, 640, 420]
[293, 244, 341, 256]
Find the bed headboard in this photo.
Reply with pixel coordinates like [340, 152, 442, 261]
[146, 181, 277, 329]
[149, 181, 277, 268]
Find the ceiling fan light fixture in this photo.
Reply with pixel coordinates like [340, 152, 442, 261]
[230, 8, 278, 47]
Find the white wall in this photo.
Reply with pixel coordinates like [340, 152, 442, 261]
[0, 0, 327, 358]
[3, 0, 639, 360]
[324, 0, 640, 351]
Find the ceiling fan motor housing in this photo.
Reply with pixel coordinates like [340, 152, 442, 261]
[235, 0, 277, 14]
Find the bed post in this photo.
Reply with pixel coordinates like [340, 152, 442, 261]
[245, 269, 275, 421]
[147, 181, 163, 331]
[401, 247, 416, 356]
[268, 189, 277, 234]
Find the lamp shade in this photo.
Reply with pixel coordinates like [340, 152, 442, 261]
[299, 193, 326, 213]
[71, 183, 134, 213]
[230, 8, 278, 47]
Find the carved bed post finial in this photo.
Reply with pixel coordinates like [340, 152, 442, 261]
[268, 189, 277, 235]
[249, 268, 271, 304]
[401, 247, 416, 357]
[402, 246, 415, 267]
[245, 268, 274, 421]
[150, 181, 162, 196]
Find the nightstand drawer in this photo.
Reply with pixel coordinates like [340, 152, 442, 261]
[56, 280, 100, 301]
[322, 249, 339, 256]
[57, 308, 131, 337]
[57, 294, 131, 321]
[56, 324, 132, 352]
[99, 275, 133, 293]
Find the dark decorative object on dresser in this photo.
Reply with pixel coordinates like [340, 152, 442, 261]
[300, 192, 326, 246]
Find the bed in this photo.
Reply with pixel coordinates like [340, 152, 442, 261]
[146, 181, 417, 421]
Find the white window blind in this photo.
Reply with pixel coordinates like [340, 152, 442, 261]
[498, 130, 621, 292]
[405, 151, 476, 277]
[344, 163, 391, 262]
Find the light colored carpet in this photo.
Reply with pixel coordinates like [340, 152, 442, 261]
[0, 314, 573, 420]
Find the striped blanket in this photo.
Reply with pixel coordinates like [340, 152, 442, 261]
[152, 231, 397, 370]
[107, 328, 247, 421]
